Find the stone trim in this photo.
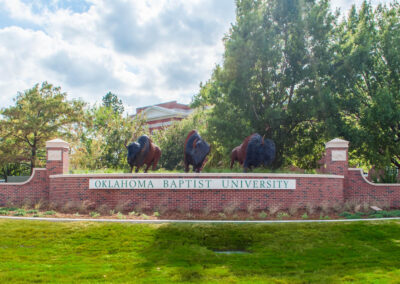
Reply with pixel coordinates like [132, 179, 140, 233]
[349, 168, 400, 187]
[1, 168, 46, 185]
[50, 172, 344, 179]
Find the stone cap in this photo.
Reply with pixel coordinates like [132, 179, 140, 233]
[325, 138, 349, 149]
[46, 138, 69, 149]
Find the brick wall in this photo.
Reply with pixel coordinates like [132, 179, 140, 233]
[2, 137, 400, 211]
[345, 168, 400, 207]
[0, 169, 48, 206]
[49, 173, 344, 211]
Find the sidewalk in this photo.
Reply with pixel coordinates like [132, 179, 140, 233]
[1, 216, 400, 224]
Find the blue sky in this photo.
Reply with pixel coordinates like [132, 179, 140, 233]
[0, 0, 394, 114]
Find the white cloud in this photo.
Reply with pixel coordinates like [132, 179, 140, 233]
[0, 0, 394, 113]
[0, 0, 236, 111]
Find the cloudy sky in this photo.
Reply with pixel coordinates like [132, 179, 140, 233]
[0, 0, 394, 114]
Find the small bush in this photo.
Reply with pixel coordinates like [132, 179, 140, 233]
[97, 204, 110, 215]
[306, 203, 316, 215]
[268, 205, 280, 215]
[276, 212, 289, 220]
[258, 211, 268, 219]
[1, 207, 18, 212]
[218, 213, 227, 219]
[44, 210, 56, 216]
[26, 209, 38, 214]
[339, 211, 364, 219]
[153, 212, 160, 217]
[13, 209, 26, 216]
[301, 213, 308, 219]
[0, 210, 9, 215]
[89, 211, 100, 218]
[288, 205, 299, 216]
[117, 212, 126, 219]
[128, 211, 137, 216]
[34, 199, 44, 210]
[224, 201, 240, 215]
[246, 202, 257, 215]
[141, 214, 149, 220]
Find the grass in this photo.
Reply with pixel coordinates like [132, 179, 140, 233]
[0, 220, 399, 283]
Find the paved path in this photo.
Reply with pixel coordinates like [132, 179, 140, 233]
[1, 216, 400, 224]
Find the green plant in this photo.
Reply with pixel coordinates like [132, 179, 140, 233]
[43, 210, 56, 216]
[276, 212, 289, 220]
[89, 211, 100, 218]
[153, 212, 160, 217]
[13, 209, 26, 216]
[0, 210, 8, 215]
[33, 214, 40, 217]
[301, 213, 308, 219]
[117, 212, 126, 219]
[258, 211, 268, 219]
[218, 213, 227, 219]
[74, 212, 80, 217]
[128, 211, 137, 216]
[26, 209, 38, 214]
[109, 209, 115, 215]
[141, 214, 149, 220]
[372, 167, 399, 183]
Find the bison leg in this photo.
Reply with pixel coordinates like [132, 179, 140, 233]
[135, 166, 140, 173]
[130, 165, 134, 173]
[184, 159, 190, 173]
[152, 147, 161, 171]
[144, 163, 150, 173]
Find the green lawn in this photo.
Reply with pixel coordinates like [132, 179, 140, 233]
[0, 220, 400, 283]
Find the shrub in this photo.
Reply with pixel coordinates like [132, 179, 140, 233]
[44, 210, 56, 216]
[153, 212, 160, 217]
[26, 209, 38, 214]
[89, 211, 100, 218]
[268, 205, 280, 215]
[223, 201, 240, 215]
[288, 205, 299, 216]
[114, 200, 132, 213]
[117, 212, 126, 219]
[0, 210, 9, 215]
[141, 214, 149, 220]
[97, 204, 110, 215]
[218, 213, 227, 219]
[128, 211, 137, 216]
[246, 202, 257, 215]
[13, 209, 26, 216]
[301, 213, 308, 219]
[305, 203, 316, 215]
[34, 199, 45, 210]
[258, 211, 268, 219]
[276, 212, 289, 220]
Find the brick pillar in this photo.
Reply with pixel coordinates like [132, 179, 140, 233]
[46, 139, 69, 176]
[324, 138, 349, 176]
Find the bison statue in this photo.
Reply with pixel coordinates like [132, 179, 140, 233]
[125, 135, 161, 173]
[231, 133, 275, 171]
[184, 130, 210, 173]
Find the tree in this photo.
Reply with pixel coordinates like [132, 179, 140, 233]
[332, 2, 400, 169]
[193, 0, 337, 168]
[70, 96, 148, 171]
[152, 109, 210, 170]
[0, 82, 85, 172]
[102, 92, 124, 115]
